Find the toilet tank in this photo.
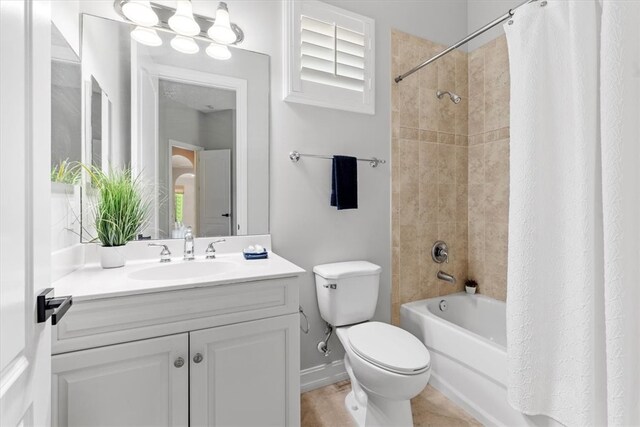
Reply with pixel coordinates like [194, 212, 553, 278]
[314, 261, 382, 327]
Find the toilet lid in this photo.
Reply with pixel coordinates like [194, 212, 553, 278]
[347, 322, 430, 375]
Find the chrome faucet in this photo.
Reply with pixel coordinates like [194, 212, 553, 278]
[148, 243, 171, 263]
[205, 239, 226, 259]
[183, 226, 195, 261]
[437, 270, 456, 284]
[432, 240, 456, 284]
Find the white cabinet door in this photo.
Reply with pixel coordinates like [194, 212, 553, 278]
[52, 333, 189, 427]
[190, 314, 300, 427]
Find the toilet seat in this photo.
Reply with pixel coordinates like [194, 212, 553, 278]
[347, 322, 430, 375]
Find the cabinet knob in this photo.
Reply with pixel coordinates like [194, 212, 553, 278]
[193, 353, 203, 364]
[174, 357, 185, 368]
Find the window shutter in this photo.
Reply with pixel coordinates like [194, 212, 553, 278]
[300, 16, 365, 92]
[283, 0, 375, 115]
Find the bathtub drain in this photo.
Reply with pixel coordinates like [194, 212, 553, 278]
[439, 300, 448, 311]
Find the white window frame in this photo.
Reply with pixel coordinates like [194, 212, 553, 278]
[283, 0, 375, 115]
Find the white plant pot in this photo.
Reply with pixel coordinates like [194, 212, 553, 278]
[100, 245, 126, 269]
[465, 285, 477, 294]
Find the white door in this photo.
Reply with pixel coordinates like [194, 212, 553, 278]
[190, 314, 300, 427]
[198, 149, 231, 236]
[0, 1, 52, 426]
[52, 334, 189, 427]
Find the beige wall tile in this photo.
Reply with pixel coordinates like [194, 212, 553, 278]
[455, 97, 469, 136]
[437, 54, 456, 91]
[485, 84, 509, 132]
[456, 184, 468, 223]
[438, 184, 456, 221]
[438, 144, 456, 183]
[419, 85, 439, 131]
[468, 145, 484, 185]
[419, 143, 438, 223]
[420, 129, 438, 142]
[455, 55, 469, 97]
[399, 139, 419, 226]
[468, 183, 485, 225]
[437, 97, 456, 133]
[468, 94, 485, 136]
[455, 146, 468, 184]
[400, 77, 419, 128]
[484, 178, 509, 223]
[468, 51, 484, 98]
[484, 140, 509, 185]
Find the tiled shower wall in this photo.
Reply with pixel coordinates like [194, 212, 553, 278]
[391, 31, 510, 322]
[467, 35, 510, 301]
[391, 30, 469, 325]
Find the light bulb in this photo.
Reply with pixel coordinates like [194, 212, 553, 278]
[122, 0, 158, 27]
[207, 2, 237, 45]
[206, 42, 232, 60]
[168, 0, 200, 37]
[171, 35, 199, 54]
[131, 26, 162, 47]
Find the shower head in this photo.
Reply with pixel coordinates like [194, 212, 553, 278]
[437, 90, 462, 104]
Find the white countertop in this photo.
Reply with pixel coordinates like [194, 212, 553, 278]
[53, 252, 305, 302]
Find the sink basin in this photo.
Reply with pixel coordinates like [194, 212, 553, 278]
[128, 261, 237, 281]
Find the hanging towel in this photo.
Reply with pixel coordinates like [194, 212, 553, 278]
[330, 155, 358, 210]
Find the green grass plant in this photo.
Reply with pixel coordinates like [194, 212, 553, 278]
[83, 165, 151, 247]
[51, 159, 81, 184]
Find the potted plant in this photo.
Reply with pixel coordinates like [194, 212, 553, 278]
[465, 279, 478, 294]
[84, 166, 150, 268]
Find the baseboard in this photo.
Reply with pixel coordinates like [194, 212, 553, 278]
[300, 360, 349, 393]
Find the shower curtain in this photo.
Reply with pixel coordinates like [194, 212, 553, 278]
[505, 1, 640, 425]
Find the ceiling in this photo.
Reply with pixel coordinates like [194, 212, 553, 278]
[159, 80, 236, 113]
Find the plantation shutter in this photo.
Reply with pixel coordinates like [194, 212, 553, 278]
[300, 16, 365, 92]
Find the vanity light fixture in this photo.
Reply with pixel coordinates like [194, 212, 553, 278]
[131, 26, 163, 46]
[206, 42, 232, 60]
[115, 0, 244, 58]
[168, 0, 200, 37]
[122, 0, 159, 27]
[171, 35, 200, 54]
[207, 2, 236, 45]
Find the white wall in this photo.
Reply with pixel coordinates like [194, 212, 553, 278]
[81, 15, 131, 167]
[467, 0, 522, 50]
[71, 0, 469, 374]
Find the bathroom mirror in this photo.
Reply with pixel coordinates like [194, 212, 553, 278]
[51, 22, 82, 252]
[76, 14, 269, 241]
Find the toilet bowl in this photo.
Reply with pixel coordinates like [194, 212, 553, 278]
[313, 261, 431, 427]
[336, 322, 431, 427]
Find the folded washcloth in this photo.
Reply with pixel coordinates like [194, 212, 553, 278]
[330, 155, 358, 210]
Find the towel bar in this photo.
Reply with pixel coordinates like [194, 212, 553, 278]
[289, 151, 386, 168]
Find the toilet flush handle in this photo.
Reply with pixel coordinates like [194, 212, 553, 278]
[323, 283, 337, 289]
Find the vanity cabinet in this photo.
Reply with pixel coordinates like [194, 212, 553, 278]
[52, 334, 189, 426]
[51, 275, 301, 427]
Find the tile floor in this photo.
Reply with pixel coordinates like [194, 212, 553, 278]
[301, 380, 481, 427]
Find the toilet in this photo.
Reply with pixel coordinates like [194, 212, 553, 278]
[314, 261, 431, 427]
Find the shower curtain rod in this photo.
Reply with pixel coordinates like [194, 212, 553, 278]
[394, 0, 540, 83]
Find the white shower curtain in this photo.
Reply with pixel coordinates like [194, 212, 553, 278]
[505, 0, 640, 425]
[600, 1, 640, 425]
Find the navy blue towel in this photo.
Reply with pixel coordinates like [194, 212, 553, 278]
[330, 155, 358, 210]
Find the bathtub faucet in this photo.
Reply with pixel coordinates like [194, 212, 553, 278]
[437, 270, 456, 284]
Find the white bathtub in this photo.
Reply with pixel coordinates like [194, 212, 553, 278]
[401, 293, 560, 427]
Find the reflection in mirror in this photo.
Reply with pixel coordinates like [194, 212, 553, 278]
[159, 81, 237, 238]
[51, 22, 81, 251]
[77, 14, 269, 242]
